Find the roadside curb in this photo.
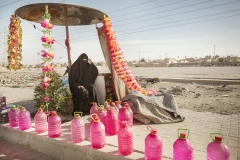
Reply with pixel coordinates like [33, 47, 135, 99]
[0, 121, 144, 160]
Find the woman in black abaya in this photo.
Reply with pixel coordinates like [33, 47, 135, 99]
[68, 53, 99, 116]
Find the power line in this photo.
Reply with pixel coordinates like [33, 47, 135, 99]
[0, 0, 22, 8]
[20, 0, 240, 38]
[26, 21, 66, 49]
[116, 13, 240, 36]
[111, 0, 188, 18]
[116, 9, 240, 33]
[107, 0, 157, 13]
[68, 13, 240, 42]
[113, 0, 239, 23]
[22, 9, 240, 41]
[113, 0, 240, 27]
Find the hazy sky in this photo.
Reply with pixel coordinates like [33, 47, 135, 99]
[0, 0, 240, 65]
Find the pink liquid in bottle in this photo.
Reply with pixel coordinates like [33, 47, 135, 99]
[18, 107, 31, 130]
[34, 108, 47, 133]
[207, 133, 230, 160]
[118, 121, 133, 156]
[48, 111, 61, 138]
[90, 113, 105, 149]
[145, 126, 163, 160]
[118, 106, 133, 127]
[8, 106, 20, 127]
[173, 128, 193, 160]
[105, 108, 118, 135]
[71, 112, 85, 143]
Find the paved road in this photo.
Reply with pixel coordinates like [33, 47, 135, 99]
[0, 138, 57, 160]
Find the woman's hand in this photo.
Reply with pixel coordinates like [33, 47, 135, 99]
[78, 85, 84, 89]
[88, 59, 92, 64]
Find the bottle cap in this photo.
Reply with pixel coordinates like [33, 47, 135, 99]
[11, 106, 16, 109]
[93, 117, 100, 122]
[121, 121, 127, 127]
[151, 128, 157, 134]
[180, 132, 186, 139]
[38, 108, 43, 112]
[215, 136, 222, 142]
[75, 114, 80, 118]
[52, 111, 56, 115]
[20, 107, 26, 111]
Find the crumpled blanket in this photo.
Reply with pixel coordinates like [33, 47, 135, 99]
[121, 91, 185, 124]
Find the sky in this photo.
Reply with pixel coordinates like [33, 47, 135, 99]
[0, 0, 240, 65]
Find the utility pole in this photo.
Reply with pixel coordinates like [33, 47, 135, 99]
[138, 51, 140, 64]
[214, 45, 215, 57]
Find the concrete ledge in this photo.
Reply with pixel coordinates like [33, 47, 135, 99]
[0, 121, 144, 160]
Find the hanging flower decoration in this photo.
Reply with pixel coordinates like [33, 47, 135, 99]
[39, 5, 55, 110]
[7, 14, 22, 70]
[102, 15, 157, 96]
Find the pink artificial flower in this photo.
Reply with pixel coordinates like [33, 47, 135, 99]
[40, 22, 46, 28]
[43, 97, 50, 102]
[42, 82, 49, 87]
[41, 35, 47, 42]
[41, 49, 49, 54]
[45, 111, 50, 115]
[42, 67, 50, 72]
[41, 53, 47, 58]
[43, 77, 48, 83]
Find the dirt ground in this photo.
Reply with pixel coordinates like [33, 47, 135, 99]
[146, 81, 240, 115]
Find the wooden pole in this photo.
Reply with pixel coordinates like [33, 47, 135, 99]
[64, 6, 71, 71]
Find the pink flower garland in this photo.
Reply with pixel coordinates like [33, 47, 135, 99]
[103, 16, 157, 96]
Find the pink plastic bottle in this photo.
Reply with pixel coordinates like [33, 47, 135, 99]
[48, 111, 61, 138]
[115, 101, 122, 109]
[104, 101, 110, 111]
[110, 102, 119, 115]
[118, 106, 133, 127]
[105, 108, 118, 135]
[96, 106, 106, 128]
[118, 121, 133, 156]
[34, 108, 47, 133]
[123, 102, 133, 116]
[18, 107, 31, 130]
[90, 102, 98, 115]
[90, 113, 105, 149]
[71, 112, 85, 143]
[207, 133, 230, 160]
[145, 126, 163, 160]
[173, 128, 193, 160]
[8, 106, 20, 127]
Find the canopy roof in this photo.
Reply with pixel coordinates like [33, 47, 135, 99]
[15, 3, 107, 26]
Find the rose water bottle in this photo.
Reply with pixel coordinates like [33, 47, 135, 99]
[34, 108, 47, 133]
[118, 121, 133, 156]
[71, 112, 85, 143]
[207, 133, 230, 160]
[8, 106, 20, 127]
[173, 128, 193, 160]
[118, 106, 133, 127]
[48, 111, 61, 138]
[90, 113, 105, 149]
[18, 107, 31, 130]
[105, 108, 118, 135]
[145, 126, 163, 160]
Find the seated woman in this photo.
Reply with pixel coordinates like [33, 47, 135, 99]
[68, 53, 99, 116]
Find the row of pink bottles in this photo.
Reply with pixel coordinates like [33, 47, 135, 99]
[8, 106, 20, 127]
[71, 112, 85, 143]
